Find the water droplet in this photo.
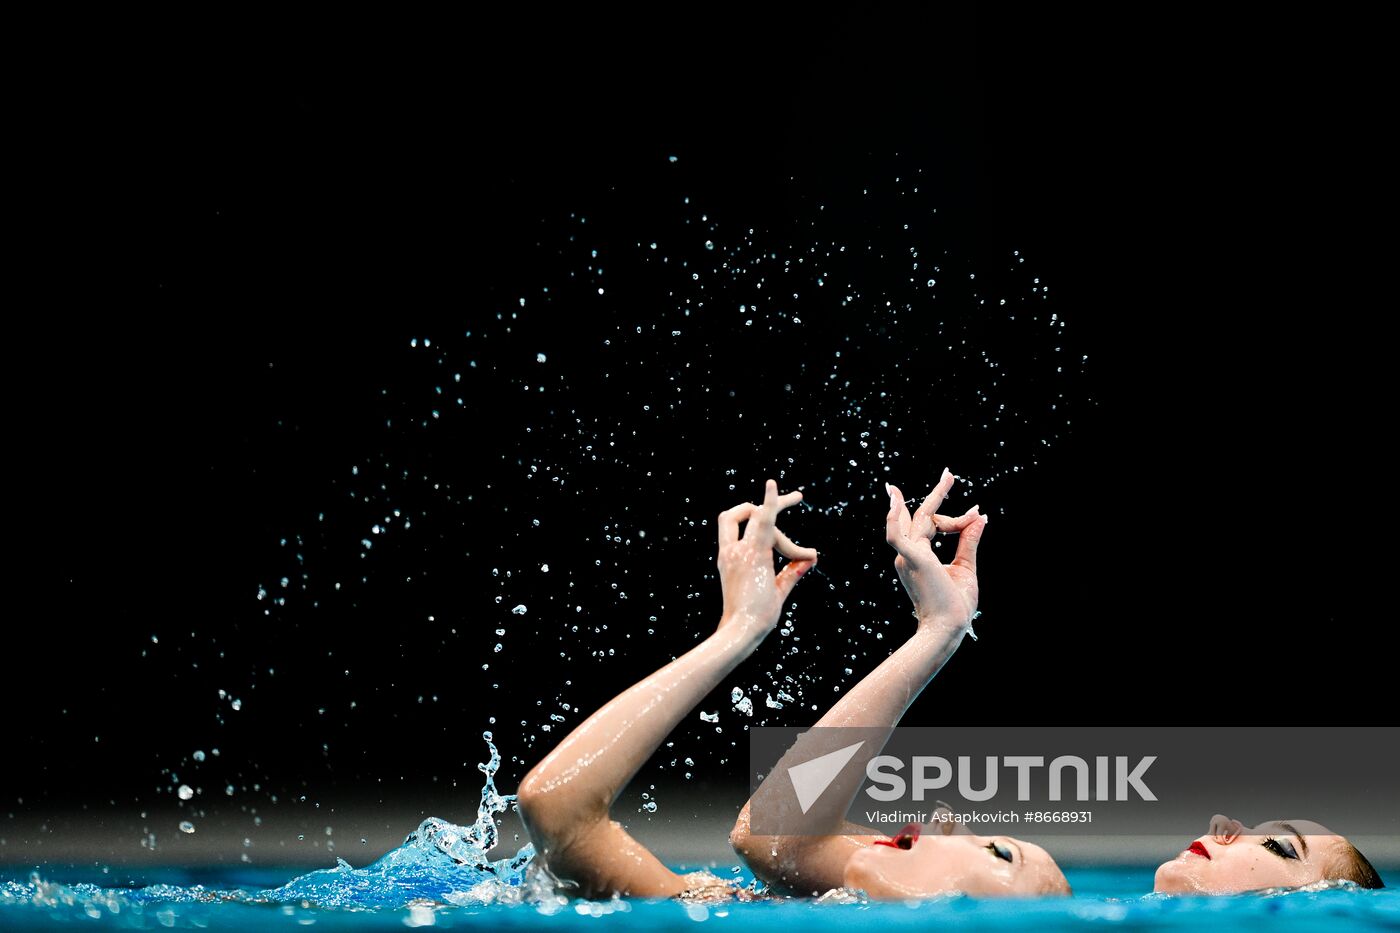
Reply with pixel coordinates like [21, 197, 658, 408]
[178, 820, 196, 834]
[177, 785, 194, 800]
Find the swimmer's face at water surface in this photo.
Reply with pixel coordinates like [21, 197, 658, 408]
[1153, 815, 1365, 893]
[844, 815, 1070, 898]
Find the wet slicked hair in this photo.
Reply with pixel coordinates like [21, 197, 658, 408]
[1328, 842, 1385, 890]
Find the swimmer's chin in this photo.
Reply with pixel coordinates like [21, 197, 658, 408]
[1153, 859, 1214, 895]
[842, 848, 882, 894]
[842, 847, 920, 899]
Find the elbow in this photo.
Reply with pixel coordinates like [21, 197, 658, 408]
[728, 805, 764, 863]
[515, 770, 543, 816]
[730, 802, 805, 879]
[515, 772, 559, 843]
[728, 822, 750, 859]
[515, 770, 603, 855]
[516, 786, 541, 823]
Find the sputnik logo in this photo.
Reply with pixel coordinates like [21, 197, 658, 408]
[787, 741, 865, 813]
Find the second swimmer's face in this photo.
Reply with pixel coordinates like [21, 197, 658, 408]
[844, 821, 1069, 898]
[1154, 815, 1349, 894]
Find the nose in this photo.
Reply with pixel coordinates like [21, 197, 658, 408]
[931, 800, 973, 836]
[1209, 813, 1244, 844]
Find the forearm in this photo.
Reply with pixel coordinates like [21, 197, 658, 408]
[813, 620, 968, 730]
[519, 619, 764, 832]
[732, 621, 969, 881]
[790, 622, 969, 829]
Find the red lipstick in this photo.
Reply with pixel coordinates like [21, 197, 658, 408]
[1187, 841, 1211, 859]
[873, 822, 921, 849]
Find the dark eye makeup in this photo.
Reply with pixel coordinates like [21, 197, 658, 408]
[1262, 836, 1299, 860]
[987, 841, 1014, 863]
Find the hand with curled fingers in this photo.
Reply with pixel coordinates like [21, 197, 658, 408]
[1210, 813, 1245, 844]
[885, 467, 988, 635]
[716, 479, 818, 640]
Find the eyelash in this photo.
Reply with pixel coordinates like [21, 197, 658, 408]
[1262, 836, 1299, 860]
[986, 841, 1013, 863]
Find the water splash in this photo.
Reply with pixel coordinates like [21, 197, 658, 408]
[262, 732, 534, 908]
[1, 733, 539, 922]
[258, 818, 535, 909]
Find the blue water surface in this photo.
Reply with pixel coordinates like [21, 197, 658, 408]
[5, 739, 1396, 929]
[4, 857, 1399, 931]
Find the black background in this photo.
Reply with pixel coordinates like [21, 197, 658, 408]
[10, 9, 1390, 827]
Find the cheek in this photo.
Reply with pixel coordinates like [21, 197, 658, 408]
[850, 848, 961, 897]
[953, 868, 1007, 897]
[1195, 850, 1304, 894]
[908, 849, 981, 895]
[1208, 858, 1258, 891]
[1218, 852, 1295, 889]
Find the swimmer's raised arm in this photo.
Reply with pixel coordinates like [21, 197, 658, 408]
[517, 480, 817, 899]
[731, 469, 987, 894]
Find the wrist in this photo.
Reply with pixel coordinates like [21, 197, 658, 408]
[913, 610, 972, 638]
[717, 612, 771, 646]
